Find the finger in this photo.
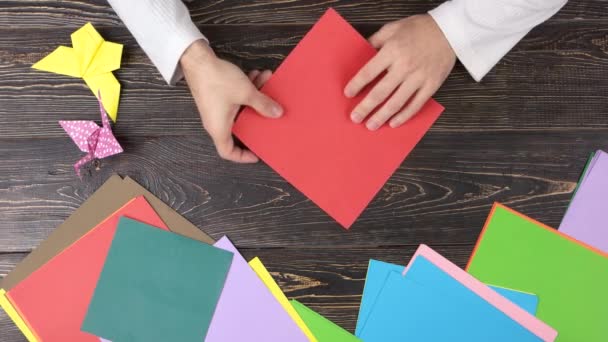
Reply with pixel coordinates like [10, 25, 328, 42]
[350, 72, 402, 124]
[214, 133, 259, 163]
[390, 83, 436, 128]
[369, 23, 397, 48]
[253, 70, 272, 89]
[344, 50, 390, 98]
[245, 89, 283, 118]
[248, 69, 261, 81]
[221, 145, 259, 163]
[365, 80, 421, 130]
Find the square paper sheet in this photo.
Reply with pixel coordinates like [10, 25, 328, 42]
[81, 218, 233, 342]
[233, 8, 444, 228]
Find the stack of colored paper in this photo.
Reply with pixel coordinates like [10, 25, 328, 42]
[467, 202, 608, 342]
[0, 175, 222, 341]
[355, 245, 556, 341]
[354, 152, 608, 342]
[0, 175, 356, 341]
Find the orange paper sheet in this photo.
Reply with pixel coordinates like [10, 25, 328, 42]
[6, 196, 168, 342]
[233, 9, 444, 228]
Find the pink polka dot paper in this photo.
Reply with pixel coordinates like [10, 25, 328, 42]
[59, 92, 123, 177]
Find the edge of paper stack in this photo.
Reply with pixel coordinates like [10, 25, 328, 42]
[354, 151, 608, 342]
[0, 174, 355, 342]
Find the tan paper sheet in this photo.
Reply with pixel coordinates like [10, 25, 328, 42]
[1, 175, 214, 290]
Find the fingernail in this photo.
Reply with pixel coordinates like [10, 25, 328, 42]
[344, 88, 354, 98]
[367, 120, 379, 131]
[389, 119, 400, 128]
[272, 105, 283, 117]
[351, 112, 362, 123]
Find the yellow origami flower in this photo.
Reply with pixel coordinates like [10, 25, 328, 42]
[32, 23, 122, 122]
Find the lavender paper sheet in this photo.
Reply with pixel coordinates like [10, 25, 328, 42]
[559, 150, 608, 252]
[205, 236, 309, 341]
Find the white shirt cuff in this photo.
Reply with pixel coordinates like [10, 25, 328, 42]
[429, 0, 567, 82]
[108, 0, 208, 85]
[429, 2, 492, 82]
[160, 20, 207, 85]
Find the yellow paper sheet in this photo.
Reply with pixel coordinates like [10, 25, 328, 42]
[0, 289, 38, 342]
[249, 257, 317, 342]
[32, 22, 122, 122]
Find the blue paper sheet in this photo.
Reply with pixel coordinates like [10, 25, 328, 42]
[355, 260, 404, 336]
[358, 257, 543, 341]
[356, 259, 539, 335]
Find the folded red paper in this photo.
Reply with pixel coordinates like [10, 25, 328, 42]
[233, 8, 444, 228]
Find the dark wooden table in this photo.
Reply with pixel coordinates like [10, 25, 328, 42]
[1, 1, 607, 340]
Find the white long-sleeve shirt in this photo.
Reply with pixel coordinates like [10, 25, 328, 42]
[429, 0, 567, 81]
[108, 0, 567, 84]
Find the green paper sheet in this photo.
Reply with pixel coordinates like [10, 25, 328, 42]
[81, 217, 233, 342]
[290, 300, 360, 342]
[467, 203, 608, 342]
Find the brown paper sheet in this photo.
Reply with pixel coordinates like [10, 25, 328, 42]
[1, 175, 214, 290]
[121, 176, 214, 245]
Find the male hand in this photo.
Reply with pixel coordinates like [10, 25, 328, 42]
[345, 14, 456, 130]
[181, 40, 281, 162]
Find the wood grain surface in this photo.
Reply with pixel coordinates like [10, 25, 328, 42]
[1, 0, 607, 341]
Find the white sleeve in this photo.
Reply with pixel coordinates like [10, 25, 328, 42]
[429, 0, 567, 82]
[107, 0, 207, 85]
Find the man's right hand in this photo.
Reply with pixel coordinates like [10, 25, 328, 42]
[181, 40, 282, 163]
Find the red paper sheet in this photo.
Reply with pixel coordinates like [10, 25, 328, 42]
[7, 196, 168, 342]
[233, 8, 444, 229]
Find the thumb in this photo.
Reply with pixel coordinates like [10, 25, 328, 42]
[369, 23, 396, 48]
[246, 89, 283, 118]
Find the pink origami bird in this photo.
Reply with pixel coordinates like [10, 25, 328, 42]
[59, 92, 123, 177]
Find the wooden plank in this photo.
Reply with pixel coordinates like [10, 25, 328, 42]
[1, 21, 607, 138]
[0, 315, 26, 342]
[0, 253, 24, 280]
[0, 244, 473, 339]
[2, 130, 605, 251]
[0, 0, 605, 29]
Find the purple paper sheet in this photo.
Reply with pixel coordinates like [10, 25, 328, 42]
[559, 150, 608, 252]
[205, 236, 308, 341]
